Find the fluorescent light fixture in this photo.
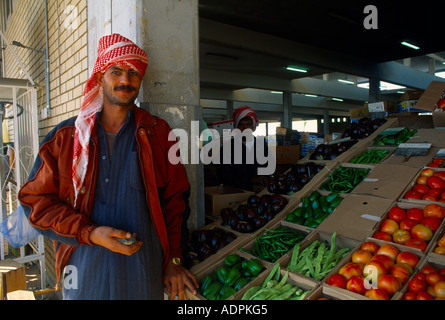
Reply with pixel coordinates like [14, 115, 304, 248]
[304, 94, 318, 98]
[357, 81, 406, 91]
[286, 66, 308, 73]
[270, 91, 283, 94]
[436, 71, 445, 79]
[332, 98, 344, 102]
[338, 79, 355, 85]
[401, 41, 420, 50]
[442, 61, 445, 65]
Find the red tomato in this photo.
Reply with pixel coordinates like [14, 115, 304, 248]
[408, 277, 427, 293]
[378, 275, 402, 296]
[442, 191, 445, 200]
[438, 268, 445, 275]
[414, 272, 427, 282]
[390, 263, 413, 284]
[403, 292, 417, 300]
[387, 207, 406, 223]
[363, 260, 387, 280]
[427, 176, 445, 190]
[423, 203, 445, 219]
[405, 238, 428, 251]
[417, 176, 428, 185]
[421, 168, 435, 177]
[326, 273, 347, 289]
[376, 243, 400, 261]
[373, 231, 392, 242]
[434, 171, 445, 181]
[416, 291, 435, 300]
[360, 241, 380, 255]
[411, 224, 433, 242]
[396, 251, 419, 269]
[365, 288, 389, 300]
[346, 275, 366, 295]
[404, 190, 423, 200]
[422, 194, 438, 201]
[392, 229, 412, 244]
[351, 250, 373, 265]
[413, 184, 430, 194]
[426, 187, 443, 198]
[420, 216, 442, 232]
[339, 262, 364, 280]
[434, 281, 445, 299]
[421, 265, 437, 274]
[399, 218, 418, 232]
[426, 272, 445, 286]
[406, 208, 424, 222]
[379, 219, 399, 235]
[371, 254, 394, 272]
[433, 158, 444, 164]
[435, 246, 445, 255]
[429, 163, 440, 168]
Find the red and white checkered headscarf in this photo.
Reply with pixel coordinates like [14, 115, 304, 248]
[72, 33, 148, 206]
[233, 105, 259, 130]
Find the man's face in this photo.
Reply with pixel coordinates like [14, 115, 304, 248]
[97, 65, 142, 107]
[237, 118, 254, 132]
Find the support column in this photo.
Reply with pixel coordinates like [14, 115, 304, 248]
[368, 77, 381, 103]
[283, 91, 292, 129]
[87, 0, 204, 231]
[323, 108, 329, 135]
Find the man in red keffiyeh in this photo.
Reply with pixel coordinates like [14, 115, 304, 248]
[18, 34, 197, 300]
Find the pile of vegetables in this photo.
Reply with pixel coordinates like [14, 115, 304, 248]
[373, 127, 417, 146]
[241, 263, 311, 300]
[220, 194, 288, 233]
[350, 149, 392, 164]
[286, 232, 350, 281]
[285, 191, 343, 228]
[341, 117, 387, 140]
[183, 228, 237, 269]
[373, 203, 445, 252]
[243, 226, 306, 262]
[267, 162, 324, 195]
[404, 168, 445, 202]
[321, 166, 370, 194]
[403, 264, 445, 300]
[199, 254, 264, 300]
[309, 139, 358, 161]
[326, 241, 421, 300]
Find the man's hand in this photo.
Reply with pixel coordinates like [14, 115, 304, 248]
[163, 260, 199, 300]
[89, 226, 142, 255]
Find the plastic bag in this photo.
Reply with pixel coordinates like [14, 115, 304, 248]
[0, 205, 40, 248]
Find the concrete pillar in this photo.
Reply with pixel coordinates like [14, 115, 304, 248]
[87, 0, 204, 231]
[368, 77, 381, 103]
[282, 91, 292, 128]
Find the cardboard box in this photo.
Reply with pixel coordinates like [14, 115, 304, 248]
[323, 238, 424, 300]
[387, 112, 434, 129]
[205, 186, 255, 216]
[350, 107, 370, 121]
[427, 223, 445, 264]
[275, 145, 300, 164]
[351, 164, 420, 201]
[414, 81, 445, 128]
[317, 194, 395, 241]
[370, 201, 445, 254]
[186, 248, 269, 300]
[0, 259, 27, 300]
[239, 219, 314, 267]
[398, 100, 422, 113]
[232, 263, 318, 300]
[407, 128, 445, 148]
[381, 146, 439, 168]
[280, 231, 360, 285]
[399, 167, 445, 206]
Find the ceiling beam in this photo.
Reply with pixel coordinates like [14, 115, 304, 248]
[200, 18, 443, 90]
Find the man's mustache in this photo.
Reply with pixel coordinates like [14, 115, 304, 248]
[113, 85, 136, 91]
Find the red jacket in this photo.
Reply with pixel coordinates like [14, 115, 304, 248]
[18, 106, 190, 283]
